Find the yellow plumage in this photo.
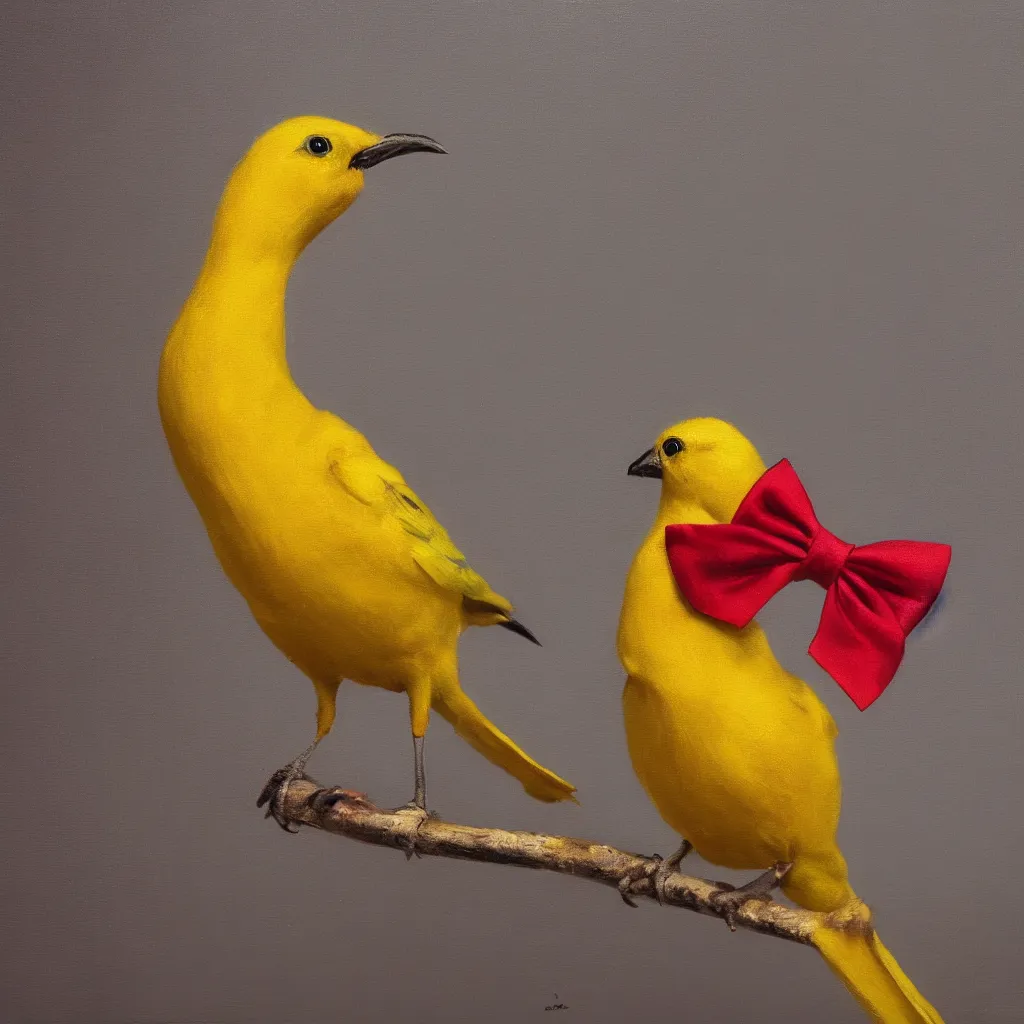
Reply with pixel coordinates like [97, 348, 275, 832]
[619, 417, 942, 1023]
[158, 116, 575, 817]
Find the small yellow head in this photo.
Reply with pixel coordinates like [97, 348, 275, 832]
[212, 115, 446, 256]
[627, 417, 768, 522]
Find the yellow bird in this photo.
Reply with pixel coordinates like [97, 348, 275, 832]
[618, 417, 942, 1023]
[157, 116, 576, 828]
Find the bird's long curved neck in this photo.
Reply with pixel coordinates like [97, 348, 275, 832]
[160, 202, 317, 436]
[183, 236, 295, 385]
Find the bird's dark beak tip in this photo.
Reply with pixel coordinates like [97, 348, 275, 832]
[349, 133, 447, 170]
[501, 618, 541, 646]
[627, 447, 663, 479]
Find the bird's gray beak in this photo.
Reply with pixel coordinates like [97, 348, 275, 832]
[627, 447, 663, 479]
[349, 133, 447, 170]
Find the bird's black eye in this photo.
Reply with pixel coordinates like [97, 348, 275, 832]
[304, 135, 332, 157]
[661, 437, 685, 458]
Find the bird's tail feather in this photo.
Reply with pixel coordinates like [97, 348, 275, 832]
[431, 686, 577, 803]
[813, 902, 943, 1023]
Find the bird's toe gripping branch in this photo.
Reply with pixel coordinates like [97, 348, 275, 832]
[709, 862, 792, 932]
[618, 839, 694, 907]
[257, 762, 319, 833]
[387, 803, 439, 860]
[617, 855, 665, 907]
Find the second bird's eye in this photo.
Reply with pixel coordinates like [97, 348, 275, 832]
[304, 135, 332, 157]
[662, 437, 685, 457]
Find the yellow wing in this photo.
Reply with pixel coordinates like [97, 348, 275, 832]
[382, 478, 511, 608]
[327, 449, 514, 616]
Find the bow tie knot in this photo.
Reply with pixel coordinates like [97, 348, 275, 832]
[801, 527, 855, 589]
[664, 459, 950, 711]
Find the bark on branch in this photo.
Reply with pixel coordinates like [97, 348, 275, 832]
[272, 778, 827, 945]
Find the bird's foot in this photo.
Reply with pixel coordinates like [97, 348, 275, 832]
[709, 862, 792, 932]
[618, 855, 664, 908]
[388, 802, 439, 861]
[618, 839, 693, 908]
[392, 800, 441, 818]
[256, 761, 318, 833]
[652, 839, 693, 905]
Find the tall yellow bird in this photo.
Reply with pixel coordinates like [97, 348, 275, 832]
[158, 116, 576, 829]
[618, 417, 942, 1023]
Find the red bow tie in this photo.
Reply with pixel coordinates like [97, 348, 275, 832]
[664, 459, 951, 710]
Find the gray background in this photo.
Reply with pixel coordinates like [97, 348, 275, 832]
[2, 2, 1021, 1021]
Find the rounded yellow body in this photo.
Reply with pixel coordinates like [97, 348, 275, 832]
[619, 498, 848, 906]
[618, 418, 943, 1022]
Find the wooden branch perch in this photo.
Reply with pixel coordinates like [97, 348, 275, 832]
[272, 778, 829, 946]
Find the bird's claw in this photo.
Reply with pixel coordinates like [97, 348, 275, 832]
[256, 762, 312, 833]
[651, 857, 681, 906]
[389, 803, 437, 860]
[619, 839, 693, 907]
[618, 855, 664, 908]
[708, 884, 747, 932]
[709, 862, 791, 932]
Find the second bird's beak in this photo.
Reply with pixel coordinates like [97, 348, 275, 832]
[627, 447, 663, 479]
[349, 133, 447, 170]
